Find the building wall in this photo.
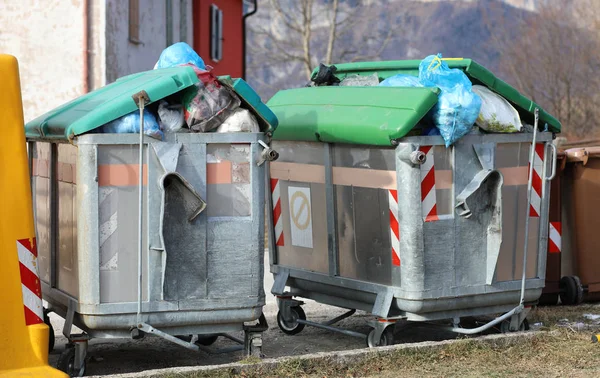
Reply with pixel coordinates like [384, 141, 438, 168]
[193, 0, 243, 77]
[105, 0, 194, 83]
[0, 1, 92, 122]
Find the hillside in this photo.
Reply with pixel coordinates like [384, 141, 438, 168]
[246, 0, 533, 100]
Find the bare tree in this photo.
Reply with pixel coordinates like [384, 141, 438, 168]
[482, 0, 600, 141]
[248, 0, 395, 97]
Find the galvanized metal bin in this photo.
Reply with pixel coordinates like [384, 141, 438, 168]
[31, 133, 266, 331]
[25, 66, 277, 374]
[266, 59, 560, 346]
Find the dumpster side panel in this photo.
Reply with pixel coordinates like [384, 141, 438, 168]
[97, 145, 149, 304]
[31, 142, 52, 286]
[269, 142, 329, 274]
[332, 145, 396, 285]
[495, 142, 541, 282]
[57, 143, 79, 298]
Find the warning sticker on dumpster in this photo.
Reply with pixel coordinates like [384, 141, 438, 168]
[288, 186, 313, 248]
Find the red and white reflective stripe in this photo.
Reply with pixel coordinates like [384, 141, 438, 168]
[271, 179, 284, 246]
[17, 238, 44, 325]
[549, 221, 561, 254]
[529, 143, 545, 217]
[388, 189, 400, 266]
[420, 146, 439, 222]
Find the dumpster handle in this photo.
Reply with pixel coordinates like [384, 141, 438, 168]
[546, 144, 557, 181]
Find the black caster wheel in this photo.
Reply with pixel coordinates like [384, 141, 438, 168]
[56, 347, 86, 377]
[196, 334, 219, 346]
[367, 326, 394, 348]
[44, 312, 55, 353]
[500, 318, 530, 333]
[560, 276, 584, 305]
[277, 306, 306, 335]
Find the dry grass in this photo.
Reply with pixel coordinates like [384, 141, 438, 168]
[163, 305, 600, 378]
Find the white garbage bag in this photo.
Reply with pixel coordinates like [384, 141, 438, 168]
[472, 85, 522, 133]
[216, 108, 260, 133]
[157, 100, 185, 133]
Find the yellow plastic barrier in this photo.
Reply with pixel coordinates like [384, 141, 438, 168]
[0, 54, 66, 377]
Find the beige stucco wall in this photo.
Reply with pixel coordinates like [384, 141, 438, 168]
[0, 1, 94, 122]
[1, 0, 195, 121]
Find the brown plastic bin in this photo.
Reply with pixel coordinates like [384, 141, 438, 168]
[539, 150, 583, 305]
[560, 147, 600, 302]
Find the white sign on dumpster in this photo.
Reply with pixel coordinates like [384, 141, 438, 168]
[288, 186, 313, 248]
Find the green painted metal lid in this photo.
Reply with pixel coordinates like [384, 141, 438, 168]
[26, 67, 278, 140]
[329, 58, 561, 133]
[26, 67, 199, 140]
[268, 86, 440, 146]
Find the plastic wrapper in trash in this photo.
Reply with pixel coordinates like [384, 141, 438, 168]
[418, 54, 481, 147]
[471, 85, 522, 133]
[216, 108, 260, 133]
[311, 63, 340, 86]
[182, 64, 241, 133]
[157, 100, 185, 133]
[379, 74, 423, 87]
[340, 73, 380, 87]
[154, 42, 206, 70]
[102, 109, 163, 140]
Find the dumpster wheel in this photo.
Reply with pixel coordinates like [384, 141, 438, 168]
[277, 306, 306, 335]
[57, 346, 86, 377]
[560, 276, 584, 305]
[367, 327, 394, 348]
[500, 318, 530, 333]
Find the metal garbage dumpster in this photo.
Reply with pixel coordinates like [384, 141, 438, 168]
[25, 66, 278, 374]
[266, 59, 561, 347]
[560, 147, 600, 302]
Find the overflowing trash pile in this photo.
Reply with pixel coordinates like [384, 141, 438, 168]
[98, 42, 259, 139]
[312, 53, 527, 147]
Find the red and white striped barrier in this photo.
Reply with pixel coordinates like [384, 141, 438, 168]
[271, 179, 284, 246]
[16, 238, 44, 325]
[420, 146, 439, 222]
[549, 221, 561, 254]
[388, 189, 400, 266]
[529, 143, 545, 217]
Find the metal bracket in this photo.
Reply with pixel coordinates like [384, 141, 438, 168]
[137, 323, 244, 354]
[271, 269, 289, 295]
[257, 140, 279, 166]
[132, 90, 150, 108]
[62, 298, 77, 338]
[372, 290, 394, 318]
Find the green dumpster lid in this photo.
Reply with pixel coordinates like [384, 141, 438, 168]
[328, 58, 561, 133]
[268, 86, 440, 146]
[218, 75, 279, 134]
[26, 66, 199, 140]
[26, 67, 278, 140]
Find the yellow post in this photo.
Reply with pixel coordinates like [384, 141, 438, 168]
[0, 55, 67, 377]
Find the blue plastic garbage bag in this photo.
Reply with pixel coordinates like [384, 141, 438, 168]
[418, 54, 481, 147]
[102, 109, 164, 140]
[379, 74, 422, 87]
[154, 42, 206, 70]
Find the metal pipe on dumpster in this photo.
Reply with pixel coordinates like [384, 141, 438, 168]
[132, 91, 150, 324]
[520, 108, 539, 305]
